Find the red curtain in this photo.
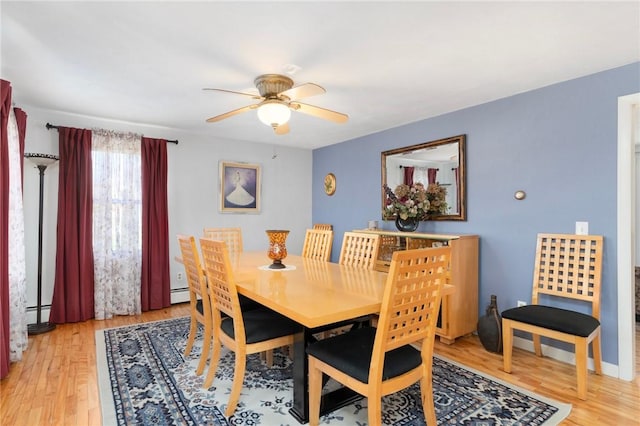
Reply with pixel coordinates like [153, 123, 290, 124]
[453, 167, 459, 194]
[14, 108, 27, 190]
[427, 168, 438, 185]
[140, 137, 171, 310]
[0, 80, 12, 378]
[403, 166, 414, 186]
[50, 127, 95, 323]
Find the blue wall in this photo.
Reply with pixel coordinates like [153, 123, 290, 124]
[312, 62, 640, 365]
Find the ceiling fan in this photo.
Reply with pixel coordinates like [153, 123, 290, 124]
[203, 74, 348, 135]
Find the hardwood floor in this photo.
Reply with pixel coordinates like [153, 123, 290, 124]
[1, 303, 638, 425]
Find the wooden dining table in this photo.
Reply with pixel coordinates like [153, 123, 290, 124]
[177, 248, 454, 423]
[228, 251, 389, 424]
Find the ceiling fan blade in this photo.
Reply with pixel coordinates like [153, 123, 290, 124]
[279, 83, 326, 101]
[274, 122, 290, 135]
[290, 102, 349, 123]
[205, 105, 257, 123]
[203, 88, 262, 100]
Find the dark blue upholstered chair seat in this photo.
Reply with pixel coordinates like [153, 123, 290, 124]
[502, 305, 600, 337]
[221, 307, 301, 344]
[197, 292, 260, 319]
[200, 296, 261, 315]
[219, 295, 263, 319]
[306, 326, 421, 384]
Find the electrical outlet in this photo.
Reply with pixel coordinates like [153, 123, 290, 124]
[177, 272, 183, 281]
[575, 221, 589, 235]
[517, 300, 527, 307]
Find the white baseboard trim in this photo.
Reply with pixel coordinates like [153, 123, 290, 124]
[513, 336, 619, 379]
[26, 288, 191, 324]
[170, 288, 190, 304]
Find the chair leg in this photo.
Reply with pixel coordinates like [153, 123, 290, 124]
[196, 324, 212, 376]
[367, 392, 382, 426]
[419, 370, 437, 425]
[308, 357, 322, 426]
[502, 319, 513, 373]
[592, 331, 602, 375]
[575, 338, 588, 400]
[533, 333, 543, 357]
[203, 339, 222, 389]
[184, 317, 197, 356]
[225, 349, 247, 416]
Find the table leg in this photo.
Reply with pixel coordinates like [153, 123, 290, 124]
[289, 328, 311, 423]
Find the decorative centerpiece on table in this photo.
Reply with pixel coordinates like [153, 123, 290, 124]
[265, 230, 289, 269]
[383, 183, 448, 232]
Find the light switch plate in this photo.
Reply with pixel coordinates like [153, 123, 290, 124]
[575, 221, 589, 235]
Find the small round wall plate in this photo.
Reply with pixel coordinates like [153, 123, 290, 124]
[324, 173, 336, 196]
[514, 190, 526, 200]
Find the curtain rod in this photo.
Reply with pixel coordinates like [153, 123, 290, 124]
[399, 166, 439, 170]
[45, 122, 178, 144]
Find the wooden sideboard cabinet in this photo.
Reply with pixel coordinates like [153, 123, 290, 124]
[355, 229, 479, 344]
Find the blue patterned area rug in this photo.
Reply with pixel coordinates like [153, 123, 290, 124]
[96, 317, 571, 425]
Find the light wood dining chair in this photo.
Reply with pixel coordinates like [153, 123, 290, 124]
[301, 228, 334, 262]
[199, 238, 302, 416]
[331, 232, 382, 334]
[307, 247, 450, 426]
[203, 227, 243, 255]
[203, 226, 261, 314]
[312, 223, 333, 230]
[502, 233, 603, 400]
[177, 235, 212, 376]
[338, 231, 380, 269]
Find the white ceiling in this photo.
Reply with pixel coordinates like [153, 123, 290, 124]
[2, 1, 639, 149]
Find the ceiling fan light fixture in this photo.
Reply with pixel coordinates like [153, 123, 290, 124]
[257, 101, 291, 127]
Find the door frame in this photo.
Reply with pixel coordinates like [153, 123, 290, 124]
[617, 92, 638, 381]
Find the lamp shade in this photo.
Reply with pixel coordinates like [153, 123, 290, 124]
[24, 152, 59, 167]
[257, 101, 291, 127]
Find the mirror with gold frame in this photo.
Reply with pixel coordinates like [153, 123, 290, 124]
[381, 134, 466, 221]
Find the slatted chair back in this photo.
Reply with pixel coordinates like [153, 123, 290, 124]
[501, 233, 604, 400]
[532, 233, 603, 317]
[312, 223, 333, 230]
[338, 232, 380, 269]
[176, 234, 212, 375]
[376, 247, 449, 353]
[199, 237, 300, 416]
[203, 227, 243, 255]
[199, 238, 241, 323]
[307, 247, 450, 426]
[301, 229, 334, 261]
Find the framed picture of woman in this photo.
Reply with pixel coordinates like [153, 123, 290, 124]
[220, 161, 261, 213]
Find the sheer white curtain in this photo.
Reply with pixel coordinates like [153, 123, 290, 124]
[92, 129, 142, 320]
[7, 109, 27, 360]
[413, 167, 429, 186]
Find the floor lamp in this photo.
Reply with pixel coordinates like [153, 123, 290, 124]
[24, 152, 59, 335]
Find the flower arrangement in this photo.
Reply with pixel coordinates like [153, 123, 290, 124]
[383, 182, 448, 220]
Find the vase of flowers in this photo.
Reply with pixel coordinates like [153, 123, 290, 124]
[395, 216, 419, 232]
[383, 183, 448, 232]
